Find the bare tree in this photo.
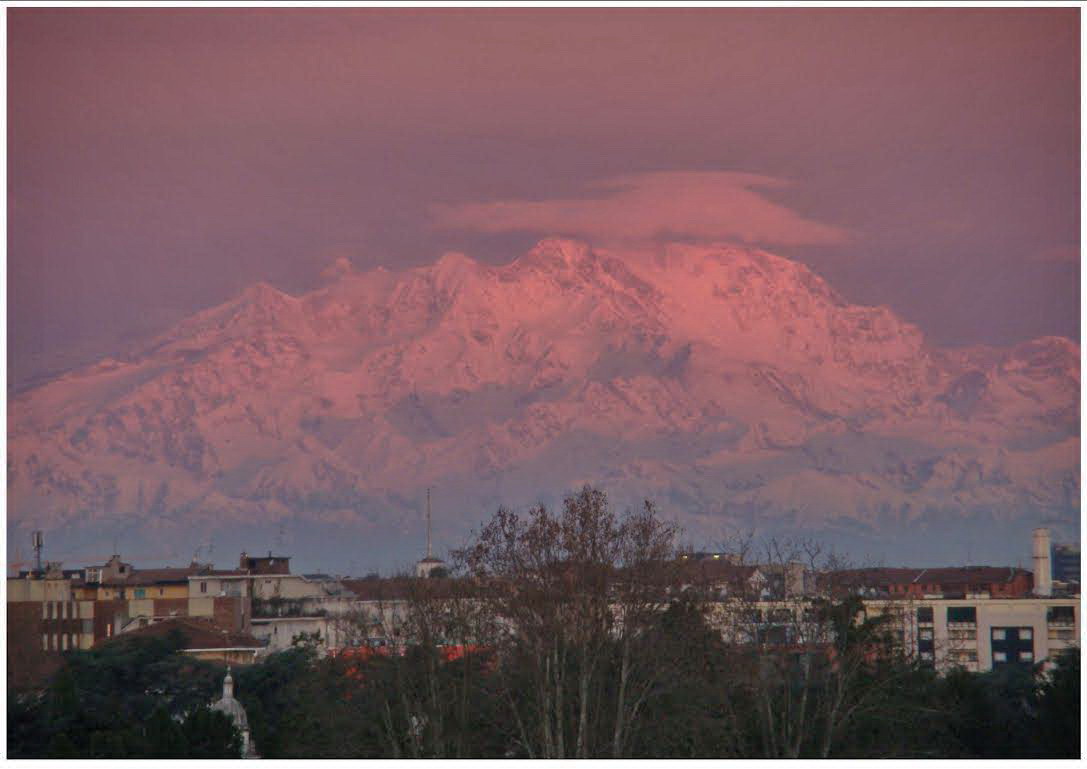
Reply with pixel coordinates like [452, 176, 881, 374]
[454, 486, 682, 758]
[333, 573, 497, 758]
[703, 536, 924, 758]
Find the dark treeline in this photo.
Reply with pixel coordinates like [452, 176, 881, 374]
[8, 630, 240, 758]
[8, 614, 1080, 758]
[8, 488, 1082, 758]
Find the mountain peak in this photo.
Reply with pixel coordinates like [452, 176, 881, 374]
[511, 237, 594, 272]
[433, 250, 478, 275]
[242, 280, 292, 302]
[8, 239, 1078, 569]
[320, 256, 355, 282]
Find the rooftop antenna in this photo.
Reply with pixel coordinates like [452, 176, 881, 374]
[32, 531, 44, 574]
[275, 522, 286, 552]
[426, 488, 432, 559]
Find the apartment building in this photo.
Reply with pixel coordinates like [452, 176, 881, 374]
[8, 552, 257, 686]
[864, 596, 1079, 673]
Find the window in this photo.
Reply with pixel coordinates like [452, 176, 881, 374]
[61, 635, 68, 650]
[1020, 628, 1032, 641]
[134, 588, 146, 599]
[159, 588, 164, 596]
[992, 628, 1006, 641]
[60, 602, 66, 619]
[994, 651, 1007, 662]
[1048, 606, 1075, 625]
[200, 582, 207, 594]
[920, 629, 933, 641]
[917, 607, 934, 623]
[1020, 651, 1034, 662]
[42, 603, 48, 620]
[42, 635, 48, 651]
[947, 607, 976, 624]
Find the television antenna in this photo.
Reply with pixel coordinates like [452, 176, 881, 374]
[426, 488, 432, 559]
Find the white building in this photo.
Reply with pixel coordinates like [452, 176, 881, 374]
[863, 596, 1079, 673]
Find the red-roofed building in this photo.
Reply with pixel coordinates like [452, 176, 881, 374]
[825, 566, 1033, 599]
[101, 616, 265, 666]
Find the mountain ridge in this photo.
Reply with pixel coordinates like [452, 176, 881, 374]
[8, 238, 1079, 569]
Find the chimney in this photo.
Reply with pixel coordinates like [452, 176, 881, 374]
[1032, 528, 1052, 597]
[785, 561, 806, 597]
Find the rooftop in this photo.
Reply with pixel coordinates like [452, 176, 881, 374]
[102, 616, 265, 651]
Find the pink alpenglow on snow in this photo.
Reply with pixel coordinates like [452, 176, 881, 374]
[8, 239, 1078, 569]
[7, 9, 1079, 570]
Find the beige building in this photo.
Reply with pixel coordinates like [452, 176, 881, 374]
[864, 596, 1079, 673]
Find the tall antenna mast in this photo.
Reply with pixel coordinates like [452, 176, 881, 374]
[32, 531, 44, 574]
[426, 488, 432, 559]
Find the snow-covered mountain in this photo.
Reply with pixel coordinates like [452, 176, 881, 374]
[8, 239, 1079, 570]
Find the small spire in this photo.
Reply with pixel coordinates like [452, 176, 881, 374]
[223, 666, 234, 699]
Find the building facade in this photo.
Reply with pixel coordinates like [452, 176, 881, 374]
[863, 596, 1079, 673]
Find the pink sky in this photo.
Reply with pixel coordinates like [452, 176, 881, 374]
[8, 8, 1079, 385]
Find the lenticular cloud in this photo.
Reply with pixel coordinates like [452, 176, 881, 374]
[432, 171, 849, 247]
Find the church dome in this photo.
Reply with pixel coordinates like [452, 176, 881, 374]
[211, 693, 250, 730]
[210, 669, 250, 731]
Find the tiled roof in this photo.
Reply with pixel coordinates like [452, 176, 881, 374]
[680, 560, 760, 583]
[914, 566, 1030, 585]
[342, 576, 464, 601]
[825, 566, 1031, 589]
[102, 566, 208, 586]
[104, 616, 265, 650]
[191, 569, 250, 578]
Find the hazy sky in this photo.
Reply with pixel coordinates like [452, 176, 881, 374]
[9, 8, 1079, 387]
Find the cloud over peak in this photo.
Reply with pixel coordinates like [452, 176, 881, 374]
[432, 171, 849, 247]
